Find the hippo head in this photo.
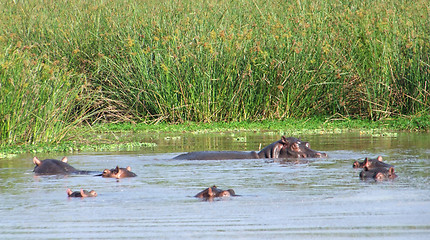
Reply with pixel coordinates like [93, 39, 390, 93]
[100, 166, 136, 179]
[279, 137, 327, 158]
[67, 188, 97, 198]
[353, 156, 392, 169]
[33, 156, 68, 171]
[374, 167, 397, 181]
[218, 189, 236, 197]
[33, 157, 78, 175]
[194, 185, 237, 199]
[81, 189, 98, 197]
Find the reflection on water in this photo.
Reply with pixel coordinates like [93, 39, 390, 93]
[1, 132, 430, 239]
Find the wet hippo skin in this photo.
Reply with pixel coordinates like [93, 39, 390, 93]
[174, 136, 327, 160]
[33, 157, 100, 175]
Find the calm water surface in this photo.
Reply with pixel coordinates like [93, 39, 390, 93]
[1, 132, 429, 239]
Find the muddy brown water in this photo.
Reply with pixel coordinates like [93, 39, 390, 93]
[1, 132, 429, 239]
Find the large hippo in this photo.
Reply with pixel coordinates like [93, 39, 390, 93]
[194, 185, 237, 199]
[67, 188, 97, 198]
[33, 157, 99, 175]
[97, 166, 137, 179]
[173, 136, 327, 160]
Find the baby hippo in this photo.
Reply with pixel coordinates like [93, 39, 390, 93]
[353, 156, 393, 169]
[194, 185, 237, 199]
[360, 167, 397, 181]
[67, 188, 97, 198]
[99, 166, 137, 179]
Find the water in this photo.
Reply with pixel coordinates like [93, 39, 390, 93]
[1, 132, 429, 239]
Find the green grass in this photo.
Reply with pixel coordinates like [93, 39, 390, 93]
[0, 141, 157, 156]
[0, 47, 97, 146]
[92, 115, 430, 133]
[0, 0, 429, 148]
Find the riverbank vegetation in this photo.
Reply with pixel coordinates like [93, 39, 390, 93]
[1, 0, 429, 151]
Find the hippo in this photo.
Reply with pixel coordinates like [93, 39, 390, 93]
[67, 188, 97, 198]
[174, 136, 327, 160]
[33, 157, 99, 175]
[97, 166, 137, 178]
[279, 137, 327, 158]
[194, 185, 237, 199]
[360, 167, 397, 181]
[353, 156, 393, 169]
[174, 151, 259, 160]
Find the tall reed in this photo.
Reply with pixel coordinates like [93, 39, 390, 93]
[0, 44, 95, 145]
[1, 0, 429, 137]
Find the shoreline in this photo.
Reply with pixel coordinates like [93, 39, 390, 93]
[1, 116, 428, 156]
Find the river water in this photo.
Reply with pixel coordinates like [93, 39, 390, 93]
[0, 132, 429, 239]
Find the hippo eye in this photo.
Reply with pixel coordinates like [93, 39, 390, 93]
[305, 142, 310, 148]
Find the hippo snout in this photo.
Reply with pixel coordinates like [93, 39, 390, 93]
[316, 152, 327, 158]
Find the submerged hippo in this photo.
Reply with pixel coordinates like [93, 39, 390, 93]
[354, 156, 397, 181]
[33, 157, 98, 175]
[194, 185, 237, 199]
[97, 166, 137, 179]
[67, 188, 97, 198]
[360, 167, 397, 181]
[174, 136, 327, 160]
[353, 156, 393, 169]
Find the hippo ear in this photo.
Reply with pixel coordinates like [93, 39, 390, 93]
[61, 157, 68, 163]
[115, 166, 120, 171]
[377, 156, 383, 161]
[389, 167, 395, 174]
[281, 136, 288, 143]
[33, 157, 42, 166]
[208, 187, 213, 196]
[126, 166, 132, 171]
[363, 158, 370, 167]
[66, 188, 73, 196]
[80, 189, 85, 196]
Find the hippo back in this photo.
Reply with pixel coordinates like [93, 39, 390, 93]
[173, 151, 259, 160]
